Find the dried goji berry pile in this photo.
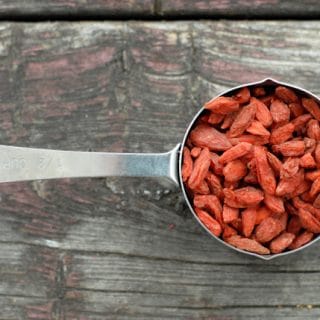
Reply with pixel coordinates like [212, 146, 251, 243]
[182, 85, 320, 255]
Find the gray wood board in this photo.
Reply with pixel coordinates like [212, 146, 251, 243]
[0, 1, 319, 18]
[0, 21, 319, 319]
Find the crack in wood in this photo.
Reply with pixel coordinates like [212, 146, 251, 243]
[154, 0, 162, 16]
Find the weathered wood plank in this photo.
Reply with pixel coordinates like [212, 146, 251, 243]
[0, 0, 319, 18]
[0, 242, 66, 319]
[0, 242, 320, 319]
[0, 297, 53, 320]
[64, 302, 320, 320]
[0, 0, 155, 17]
[0, 243, 53, 298]
[161, 0, 320, 17]
[0, 21, 320, 319]
[62, 252, 320, 318]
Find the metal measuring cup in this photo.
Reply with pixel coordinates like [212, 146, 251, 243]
[0, 78, 317, 260]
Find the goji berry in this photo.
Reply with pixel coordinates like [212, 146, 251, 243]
[229, 99, 257, 137]
[254, 146, 276, 195]
[219, 142, 252, 164]
[204, 96, 239, 114]
[182, 147, 193, 182]
[270, 232, 295, 253]
[188, 148, 211, 190]
[195, 208, 222, 237]
[223, 159, 247, 182]
[226, 235, 270, 254]
[288, 231, 314, 250]
[270, 98, 290, 124]
[255, 217, 283, 243]
[222, 205, 239, 223]
[190, 124, 232, 151]
[242, 207, 257, 237]
[302, 98, 320, 121]
[275, 86, 298, 103]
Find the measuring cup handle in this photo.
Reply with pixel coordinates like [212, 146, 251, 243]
[0, 144, 181, 185]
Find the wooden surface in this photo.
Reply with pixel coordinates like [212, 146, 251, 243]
[0, 1, 319, 18]
[1, 21, 320, 319]
[161, 1, 320, 17]
[0, 1, 155, 17]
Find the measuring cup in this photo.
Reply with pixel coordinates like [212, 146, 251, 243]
[0, 78, 318, 260]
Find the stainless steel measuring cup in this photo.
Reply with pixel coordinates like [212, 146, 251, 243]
[0, 78, 318, 260]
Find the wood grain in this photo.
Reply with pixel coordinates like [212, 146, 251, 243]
[0, 1, 319, 18]
[161, 0, 320, 17]
[0, 21, 320, 318]
[0, 0, 155, 17]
